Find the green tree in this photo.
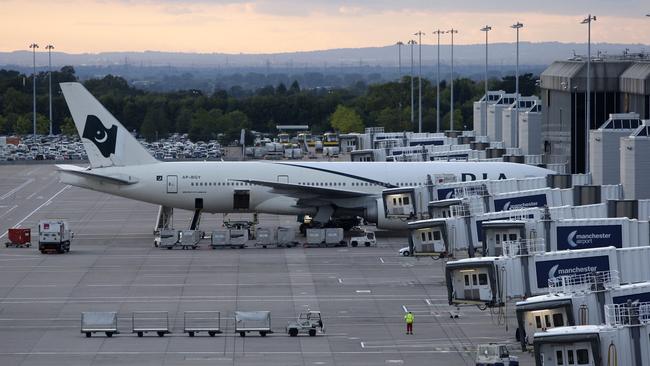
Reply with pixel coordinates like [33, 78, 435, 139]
[60, 117, 77, 136]
[329, 105, 364, 133]
[140, 104, 170, 141]
[36, 114, 49, 135]
[13, 114, 31, 135]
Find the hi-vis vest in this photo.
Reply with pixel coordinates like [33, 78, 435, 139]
[405, 313, 414, 324]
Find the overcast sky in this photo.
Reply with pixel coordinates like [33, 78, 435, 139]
[1, 0, 649, 53]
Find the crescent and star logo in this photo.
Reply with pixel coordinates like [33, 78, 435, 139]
[82, 115, 117, 158]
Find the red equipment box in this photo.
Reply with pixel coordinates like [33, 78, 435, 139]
[7, 228, 31, 245]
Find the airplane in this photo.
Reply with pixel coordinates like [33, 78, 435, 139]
[57, 82, 554, 232]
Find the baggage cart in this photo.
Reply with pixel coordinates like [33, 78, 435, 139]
[235, 311, 271, 337]
[183, 311, 222, 337]
[325, 228, 346, 247]
[305, 228, 326, 247]
[277, 227, 298, 247]
[131, 311, 170, 337]
[5, 228, 31, 248]
[229, 228, 249, 247]
[81, 311, 118, 338]
[177, 230, 202, 249]
[211, 229, 247, 249]
[255, 227, 276, 248]
[154, 229, 178, 248]
[158, 229, 201, 250]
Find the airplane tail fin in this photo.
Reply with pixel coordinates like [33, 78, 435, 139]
[59, 82, 157, 168]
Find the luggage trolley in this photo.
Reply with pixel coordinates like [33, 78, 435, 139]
[81, 311, 118, 338]
[131, 311, 170, 337]
[183, 311, 222, 337]
[5, 228, 31, 248]
[235, 311, 272, 337]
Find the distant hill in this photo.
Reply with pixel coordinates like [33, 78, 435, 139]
[1, 42, 648, 69]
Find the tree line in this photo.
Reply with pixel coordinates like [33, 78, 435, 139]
[0, 66, 539, 142]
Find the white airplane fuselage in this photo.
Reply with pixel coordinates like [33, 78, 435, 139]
[60, 160, 550, 221]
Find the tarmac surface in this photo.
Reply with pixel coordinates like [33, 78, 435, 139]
[0, 164, 533, 366]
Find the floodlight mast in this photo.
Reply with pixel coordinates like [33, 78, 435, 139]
[511, 22, 523, 148]
[29, 43, 39, 139]
[415, 31, 425, 133]
[480, 25, 492, 138]
[581, 14, 596, 174]
[446, 28, 458, 129]
[433, 29, 444, 133]
[408, 40, 417, 126]
[396, 41, 404, 77]
[46, 44, 54, 136]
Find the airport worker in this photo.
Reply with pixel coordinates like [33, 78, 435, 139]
[404, 311, 414, 334]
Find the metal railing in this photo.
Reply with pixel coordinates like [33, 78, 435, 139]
[605, 302, 650, 327]
[502, 238, 546, 257]
[548, 270, 620, 295]
[505, 208, 536, 221]
[453, 185, 488, 199]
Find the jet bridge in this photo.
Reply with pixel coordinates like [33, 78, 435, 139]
[534, 300, 650, 366]
[516, 275, 650, 351]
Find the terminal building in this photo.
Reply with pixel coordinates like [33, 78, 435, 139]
[539, 57, 650, 174]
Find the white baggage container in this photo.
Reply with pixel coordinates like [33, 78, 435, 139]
[255, 226, 276, 248]
[211, 229, 247, 249]
[325, 228, 346, 246]
[277, 227, 297, 247]
[306, 229, 326, 246]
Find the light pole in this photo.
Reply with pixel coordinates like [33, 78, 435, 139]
[481, 25, 492, 138]
[581, 14, 596, 174]
[408, 40, 417, 126]
[415, 31, 425, 133]
[45, 44, 54, 136]
[511, 22, 523, 148]
[396, 41, 404, 77]
[446, 28, 458, 129]
[29, 43, 39, 139]
[433, 30, 444, 133]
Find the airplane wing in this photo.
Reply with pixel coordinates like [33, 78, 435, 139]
[230, 179, 372, 199]
[56, 164, 139, 185]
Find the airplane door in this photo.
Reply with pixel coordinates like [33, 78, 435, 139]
[167, 175, 178, 193]
[277, 175, 289, 184]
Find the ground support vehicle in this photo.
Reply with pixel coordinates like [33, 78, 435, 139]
[5, 228, 31, 248]
[348, 228, 376, 247]
[183, 311, 222, 337]
[235, 311, 271, 337]
[38, 220, 72, 253]
[132, 311, 170, 337]
[286, 311, 324, 337]
[81, 312, 118, 338]
[475, 344, 519, 366]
